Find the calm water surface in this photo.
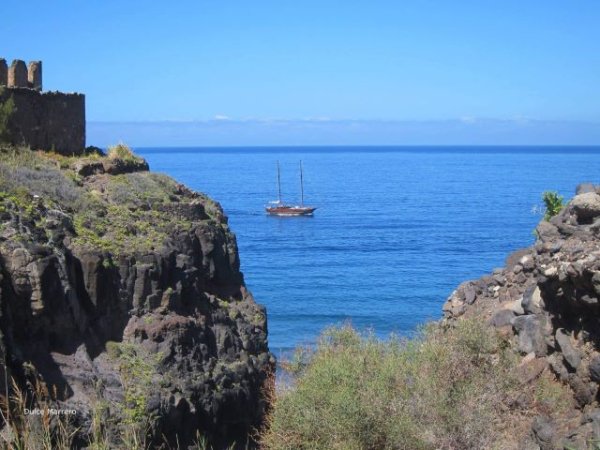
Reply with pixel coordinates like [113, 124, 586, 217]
[137, 146, 600, 356]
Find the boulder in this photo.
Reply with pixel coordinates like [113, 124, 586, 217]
[555, 329, 581, 370]
[535, 221, 560, 243]
[589, 356, 600, 382]
[464, 284, 477, 304]
[579, 294, 598, 306]
[512, 315, 547, 356]
[583, 408, 600, 440]
[520, 255, 535, 271]
[576, 183, 596, 195]
[522, 285, 543, 315]
[72, 160, 105, 177]
[548, 353, 569, 382]
[591, 272, 600, 297]
[490, 309, 516, 328]
[506, 248, 532, 269]
[505, 297, 525, 315]
[531, 415, 555, 450]
[569, 192, 600, 224]
[568, 374, 597, 407]
[517, 356, 547, 385]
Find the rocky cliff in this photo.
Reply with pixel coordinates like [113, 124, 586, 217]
[444, 183, 600, 449]
[0, 145, 273, 448]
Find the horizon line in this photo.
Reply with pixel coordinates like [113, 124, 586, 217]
[88, 118, 600, 125]
[130, 144, 600, 149]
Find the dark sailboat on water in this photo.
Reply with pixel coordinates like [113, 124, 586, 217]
[266, 161, 317, 216]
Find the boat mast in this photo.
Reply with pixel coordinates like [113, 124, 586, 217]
[300, 160, 304, 206]
[277, 161, 282, 203]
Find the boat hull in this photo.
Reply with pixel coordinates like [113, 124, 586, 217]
[266, 206, 317, 216]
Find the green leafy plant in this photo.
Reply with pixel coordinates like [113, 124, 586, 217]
[0, 89, 16, 143]
[113, 343, 163, 448]
[542, 191, 564, 221]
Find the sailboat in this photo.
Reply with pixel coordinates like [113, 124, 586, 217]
[266, 161, 317, 216]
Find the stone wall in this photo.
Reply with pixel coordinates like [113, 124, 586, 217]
[1, 58, 85, 155]
[0, 88, 85, 155]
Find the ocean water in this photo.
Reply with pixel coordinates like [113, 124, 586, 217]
[137, 146, 600, 356]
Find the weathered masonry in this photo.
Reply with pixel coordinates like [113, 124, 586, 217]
[0, 58, 85, 155]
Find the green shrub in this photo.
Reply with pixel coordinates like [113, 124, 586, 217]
[105, 341, 122, 359]
[105, 172, 177, 208]
[262, 320, 568, 450]
[542, 191, 564, 221]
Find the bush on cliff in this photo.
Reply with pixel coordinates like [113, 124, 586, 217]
[262, 320, 573, 450]
[0, 146, 190, 254]
[542, 191, 564, 221]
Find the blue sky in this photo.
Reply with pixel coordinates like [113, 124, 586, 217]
[2, 1, 599, 145]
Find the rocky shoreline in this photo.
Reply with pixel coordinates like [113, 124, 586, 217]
[444, 183, 600, 449]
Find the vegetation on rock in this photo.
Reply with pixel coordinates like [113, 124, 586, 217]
[0, 144, 218, 254]
[542, 190, 565, 221]
[107, 143, 142, 163]
[262, 320, 572, 450]
[0, 144, 272, 449]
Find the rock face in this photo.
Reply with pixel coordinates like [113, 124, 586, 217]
[0, 150, 273, 448]
[443, 184, 600, 449]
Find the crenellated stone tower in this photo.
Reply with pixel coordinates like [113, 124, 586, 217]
[0, 59, 42, 90]
[7, 60, 28, 88]
[27, 61, 42, 91]
[0, 58, 84, 155]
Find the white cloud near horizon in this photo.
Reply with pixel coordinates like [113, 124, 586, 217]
[87, 118, 600, 148]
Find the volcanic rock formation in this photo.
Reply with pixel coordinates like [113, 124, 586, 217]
[0, 147, 273, 448]
[444, 184, 600, 449]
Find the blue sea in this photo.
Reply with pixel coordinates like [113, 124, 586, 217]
[137, 146, 600, 357]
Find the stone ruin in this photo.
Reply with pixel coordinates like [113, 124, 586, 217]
[28, 61, 42, 91]
[0, 59, 42, 91]
[0, 57, 85, 155]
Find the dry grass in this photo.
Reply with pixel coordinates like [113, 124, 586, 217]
[0, 369, 222, 449]
[0, 375, 78, 450]
[107, 143, 142, 163]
